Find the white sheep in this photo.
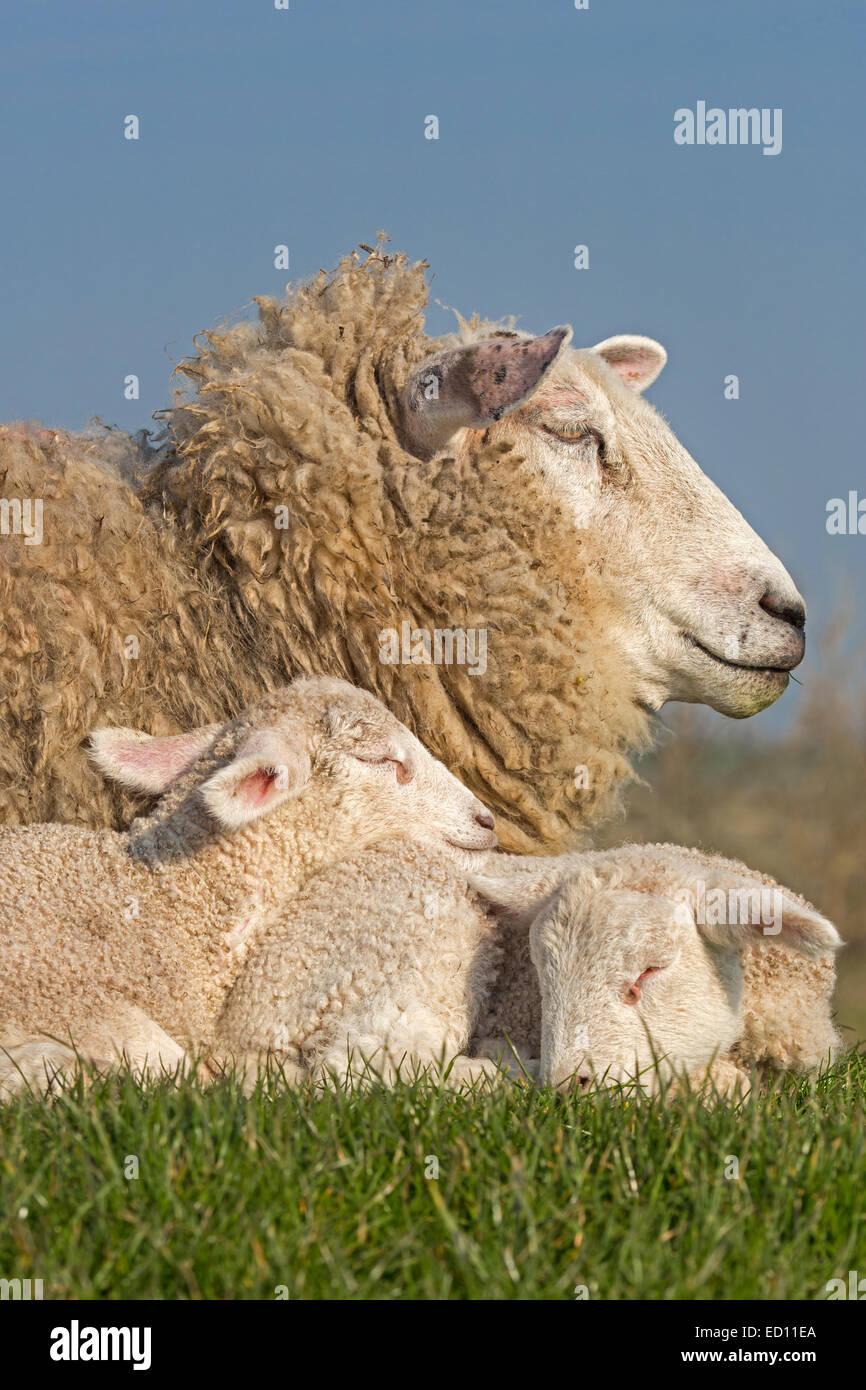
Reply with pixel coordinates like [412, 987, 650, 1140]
[212, 840, 840, 1099]
[0, 677, 497, 1095]
[471, 843, 842, 1095]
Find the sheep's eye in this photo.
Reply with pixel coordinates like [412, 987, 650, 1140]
[624, 965, 662, 1005]
[351, 751, 414, 785]
[541, 422, 606, 458]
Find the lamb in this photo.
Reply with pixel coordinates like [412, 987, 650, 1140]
[209, 841, 839, 1099]
[1, 238, 806, 851]
[212, 840, 504, 1090]
[0, 676, 497, 1095]
[470, 844, 842, 1094]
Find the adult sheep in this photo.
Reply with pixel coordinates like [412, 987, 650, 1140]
[0, 240, 805, 849]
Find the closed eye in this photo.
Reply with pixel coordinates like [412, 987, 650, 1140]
[541, 422, 606, 459]
[350, 752, 414, 785]
[624, 965, 663, 1005]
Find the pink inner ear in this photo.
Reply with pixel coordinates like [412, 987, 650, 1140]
[93, 727, 216, 791]
[605, 350, 657, 387]
[621, 362, 652, 387]
[114, 739, 193, 781]
[234, 766, 279, 809]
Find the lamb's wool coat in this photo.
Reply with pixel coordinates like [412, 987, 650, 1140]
[0, 246, 647, 849]
[213, 841, 504, 1084]
[212, 841, 839, 1090]
[0, 676, 497, 1085]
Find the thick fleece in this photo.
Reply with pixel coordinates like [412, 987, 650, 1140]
[213, 841, 503, 1086]
[213, 840, 839, 1095]
[6, 237, 799, 849]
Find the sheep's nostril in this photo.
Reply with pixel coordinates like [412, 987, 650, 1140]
[759, 588, 806, 632]
[577, 1075, 591, 1091]
[475, 811, 495, 830]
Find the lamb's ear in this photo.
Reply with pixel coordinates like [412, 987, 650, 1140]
[199, 730, 311, 830]
[469, 868, 563, 928]
[89, 725, 221, 794]
[689, 876, 842, 958]
[401, 325, 573, 459]
[590, 335, 667, 392]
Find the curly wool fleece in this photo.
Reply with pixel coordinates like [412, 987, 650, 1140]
[0, 243, 649, 849]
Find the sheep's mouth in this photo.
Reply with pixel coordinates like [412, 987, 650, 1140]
[685, 635, 794, 678]
[445, 833, 498, 853]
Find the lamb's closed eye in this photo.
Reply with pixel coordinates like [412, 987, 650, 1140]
[623, 965, 664, 1005]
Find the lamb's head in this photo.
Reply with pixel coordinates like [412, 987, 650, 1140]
[472, 854, 840, 1095]
[90, 676, 497, 856]
[401, 326, 805, 718]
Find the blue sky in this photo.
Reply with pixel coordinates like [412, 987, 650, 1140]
[1, 0, 863, 731]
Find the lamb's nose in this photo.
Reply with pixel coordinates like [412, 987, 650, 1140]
[759, 587, 806, 632]
[475, 810, 495, 830]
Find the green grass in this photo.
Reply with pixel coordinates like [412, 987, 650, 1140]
[2, 1053, 865, 1300]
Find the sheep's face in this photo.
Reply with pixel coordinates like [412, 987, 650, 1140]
[91, 676, 497, 855]
[506, 350, 805, 720]
[302, 680, 498, 853]
[530, 884, 743, 1094]
[401, 329, 805, 719]
[471, 851, 841, 1096]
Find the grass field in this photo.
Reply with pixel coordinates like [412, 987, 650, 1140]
[1, 1054, 864, 1301]
[3, 644, 862, 1305]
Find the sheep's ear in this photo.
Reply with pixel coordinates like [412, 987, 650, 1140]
[469, 868, 562, 927]
[401, 325, 573, 459]
[590, 335, 667, 392]
[689, 877, 842, 958]
[199, 730, 311, 830]
[89, 725, 220, 794]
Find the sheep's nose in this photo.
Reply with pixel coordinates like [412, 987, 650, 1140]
[759, 587, 806, 633]
[475, 810, 495, 830]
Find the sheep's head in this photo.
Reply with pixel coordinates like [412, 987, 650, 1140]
[472, 855, 840, 1095]
[401, 325, 805, 719]
[89, 676, 496, 856]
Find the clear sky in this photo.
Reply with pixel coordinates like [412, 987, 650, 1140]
[1, 0, 863, 730]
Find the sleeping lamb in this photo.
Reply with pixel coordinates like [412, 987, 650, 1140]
[0, 676, 496, 1094]
[212, 842, 841, 1097]
[471, 843, 842, 1094]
